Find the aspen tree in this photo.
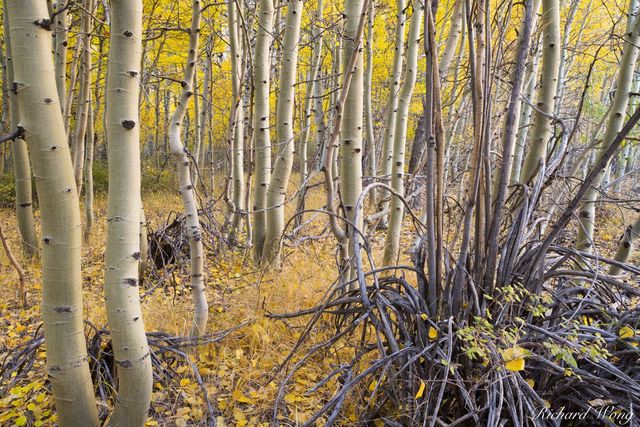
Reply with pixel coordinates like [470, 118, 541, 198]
[295, 0, 323, 223]
[227, 0, 245, 234]
[103, 0, 153, 423]
[169, 0, 209, 336]
[252, 0, 275, 260]
[383, 1, 424, 266]
[519, 0, 560, 184]
[379, 0, 406, 223]
[340, 0, 367, 278]
[438, 0, 464, 78]
[83, 102, 95, 244]
[72, 0, 94, 193]
[263, 0, 303, 262]
[53, 2, 68, 110]
[609, 215, 640, 275]
[364, 0, 376, 207]
[2, 4, 38, 257]
[576, 0, 640, 252]
[554, 0, 580, 115]
[510, 50, 539, 185]
[6, 0, 99, 424]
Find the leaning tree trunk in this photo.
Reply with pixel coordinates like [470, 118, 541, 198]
[382, 1, 424, 266]
[519, 0, 560, 184]
[3, 4, 38, 257]
[103, 0, 153, 424]
[576, 0, 640, 252]
[438, 0, 464, 79]
[6, 1, 99, 424]
[378, 0, 406, 224]
[252, 0, 275, 260]
[168, 0, 208, 337]
[263, 0, 303, 262]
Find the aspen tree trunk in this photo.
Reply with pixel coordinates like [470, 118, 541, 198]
[83, 102, 94, 244]
[72, 0, 94, 193]
[438, 0, 464, 78]
[364, 0, 377, 207]
[3, 5, 38, 258]
[576, 0, 640, 252]
[139, 207, 148, 285]
[609, 215, 640, 275]
[227, 0, 245, 235]
[554, 0, 579, 115]
[84, 35, 105, 243]
[382, 1, 423, 266]
[6, 1, 99, 424]
[252, 0, 275, 260]
[103, 1, 153, 423]
[313, 67, 327, 170]
[379, 0, 406, 223]
[0, 221, 27, 307]
[192, 70, 201, 185]
[63, 41, 82, 134]
[341, 0, 366, 280]
[169, 0, 208, 336]
[54, 4, 68, 111]
[519, 0, 560, 184]
[263, 0, 303, 262]
[295, 0, 324, 224]
[198, 41, 212, 177]
[510, 49, 540, 185]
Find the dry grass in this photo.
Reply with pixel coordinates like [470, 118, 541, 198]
[0, 175, 637, 426]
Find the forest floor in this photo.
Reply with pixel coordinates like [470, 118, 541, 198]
[0, 178, 637, 426]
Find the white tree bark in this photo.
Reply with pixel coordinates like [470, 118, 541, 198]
[2, 4, 38, 257]
[382, 1, 423, 266]
[519, 0, 560, 184]
[168, 0, 208, 336]
[252, 0, 275, 260]
[576, 0, 640, 252]
[227, 0, 246, 235]
[341, 0, 367, 280]
[378, 0, 406, 224]
[6, 1, 99, 424]
[103, 0, 153, 424]
[263, 0, 303, 262]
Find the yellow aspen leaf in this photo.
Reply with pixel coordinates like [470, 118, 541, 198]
[415, 379, 426, 399]
[14, 415, 27, 426]
[619, 325, 635, 339]
[428, 327, 438, 340]
[420, 313, 428, 321]
[232, 390, 251, 404]
[233, 407, 246, 421]
[179, 378, 191, 387]
[525, 379, 535, 388]
[502, 346, 527, 372]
